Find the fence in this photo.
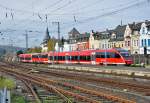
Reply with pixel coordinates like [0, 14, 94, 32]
[132, 54, 150, 65]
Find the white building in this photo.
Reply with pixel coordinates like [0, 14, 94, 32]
[139, 21, 150, 54]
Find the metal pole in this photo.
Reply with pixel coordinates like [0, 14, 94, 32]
[25, 30, 28, 50]
[104, 32, 107, 66]
[104, 40, 107, 66]
[52, 21, 60, 63]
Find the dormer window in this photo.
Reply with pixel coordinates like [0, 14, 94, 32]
[111, 33, 116, 39]
[142, 27, 145, 34]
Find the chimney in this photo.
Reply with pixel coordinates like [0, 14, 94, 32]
[145, 20, 149, 23]
[91, 30, 94, 33]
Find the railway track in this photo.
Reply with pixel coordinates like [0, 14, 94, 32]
[8, 62, 150, 80]
[36, 69, 150, 95]
[21, 80, 41, 103]
[2, 62, 150, 95]
[0, 62, 137, 103]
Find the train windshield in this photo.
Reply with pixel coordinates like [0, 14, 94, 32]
[116, 49, 131, 59]
[120, 52, 130, 57]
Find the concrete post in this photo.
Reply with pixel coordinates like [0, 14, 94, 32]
[2, 87, 7, 103]
[6, 90, 10, 103]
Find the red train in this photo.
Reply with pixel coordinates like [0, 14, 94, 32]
[19, 48, 133, 65]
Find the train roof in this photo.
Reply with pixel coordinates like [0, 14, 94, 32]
[19, 54, 32, 57]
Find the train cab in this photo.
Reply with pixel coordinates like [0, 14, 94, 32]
[19, 54, 32, 63]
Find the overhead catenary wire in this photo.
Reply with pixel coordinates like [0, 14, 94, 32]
[59, 0, 149, 31]
[79, 0, 149, 23]
[0, 0, 149, 42]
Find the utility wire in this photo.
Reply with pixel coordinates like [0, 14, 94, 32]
[47, 0, 75, 15]
[40, 0, 64, 12]
[60, 0, 149, 30]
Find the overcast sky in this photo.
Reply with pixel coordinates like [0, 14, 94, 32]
[0, 0, 150, 48]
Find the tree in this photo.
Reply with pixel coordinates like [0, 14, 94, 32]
[61, 36, 65, 46]
[0, 76, 15, 90]
[16, 50, 23, 56]
[47, 38, 56, 51]
[26, 47, 42, 53]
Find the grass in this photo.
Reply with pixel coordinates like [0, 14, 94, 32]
[0, 76, 15, 89]
[11, 94, 26, 103]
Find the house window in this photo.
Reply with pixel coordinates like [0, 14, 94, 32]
[148, 39, 150, 47]
[102, 44, 104, 49]
[114, 43, 116, 47]
[142, 39, 144, 47]
[127, 41, 130, 46]
[108, 44, 109, 48]
[92, 45, 94, 49]
[105, 44, 107, 48]
[144, 39, 147, 46]
[134, 40, 136, 46]
[137, 40, 139, 46]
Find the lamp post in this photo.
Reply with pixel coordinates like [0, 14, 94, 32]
[103, 30, 109, 66]
[25, 30, 32, 50]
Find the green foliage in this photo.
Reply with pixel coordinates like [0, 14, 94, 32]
[11, 94, 26, 103]
[130, 64, 143, 67]
[61, 36, 65, 46]
[47, 39, 56, 51]
[27, 47, 42, 53]
[0, 76, 15, 89]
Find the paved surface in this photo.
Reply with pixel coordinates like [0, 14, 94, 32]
[48, 64, 150, 78]
[0, 89, 10, 103]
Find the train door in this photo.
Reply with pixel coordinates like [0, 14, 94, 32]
[91, 52, 96, 65]
[114, 53, 122, 64]
[65, 53, 69, 64]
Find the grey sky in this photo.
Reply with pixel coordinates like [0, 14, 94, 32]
[0, 0, 150, 48]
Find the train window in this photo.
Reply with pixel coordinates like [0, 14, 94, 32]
[96, 54, 101, 58]
[41, 55, 48, 58]
[96, 52, 105, 58]
[106, 53, 110, 58]
[59, 56, 63, 60]
[25, 57, 31, 60]
[72, 56, 74, 60]
[86, 56, 91, 61]
[96, 52, 115, 58]
[54, 56, 57, 60]
[91, 55, 95, 61]
[115, 53, 121, 58]
[58, 56, 60, 60]
[20, 57, 24, 60]
[109, 52, 115, 58]
[80, 56, 83, 60]
[32, 55, 38, 58]
[75, 56, 78, 60]
[100, 52, 105, 58]
[80, 56, 87, 61]
[62, 56, 65, 60]
[107, 52, 115, 58]
[48, 56, 53, 60]
[65, 56, 69, 60]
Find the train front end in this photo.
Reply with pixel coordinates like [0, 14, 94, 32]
[116, 48, 133, 65]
